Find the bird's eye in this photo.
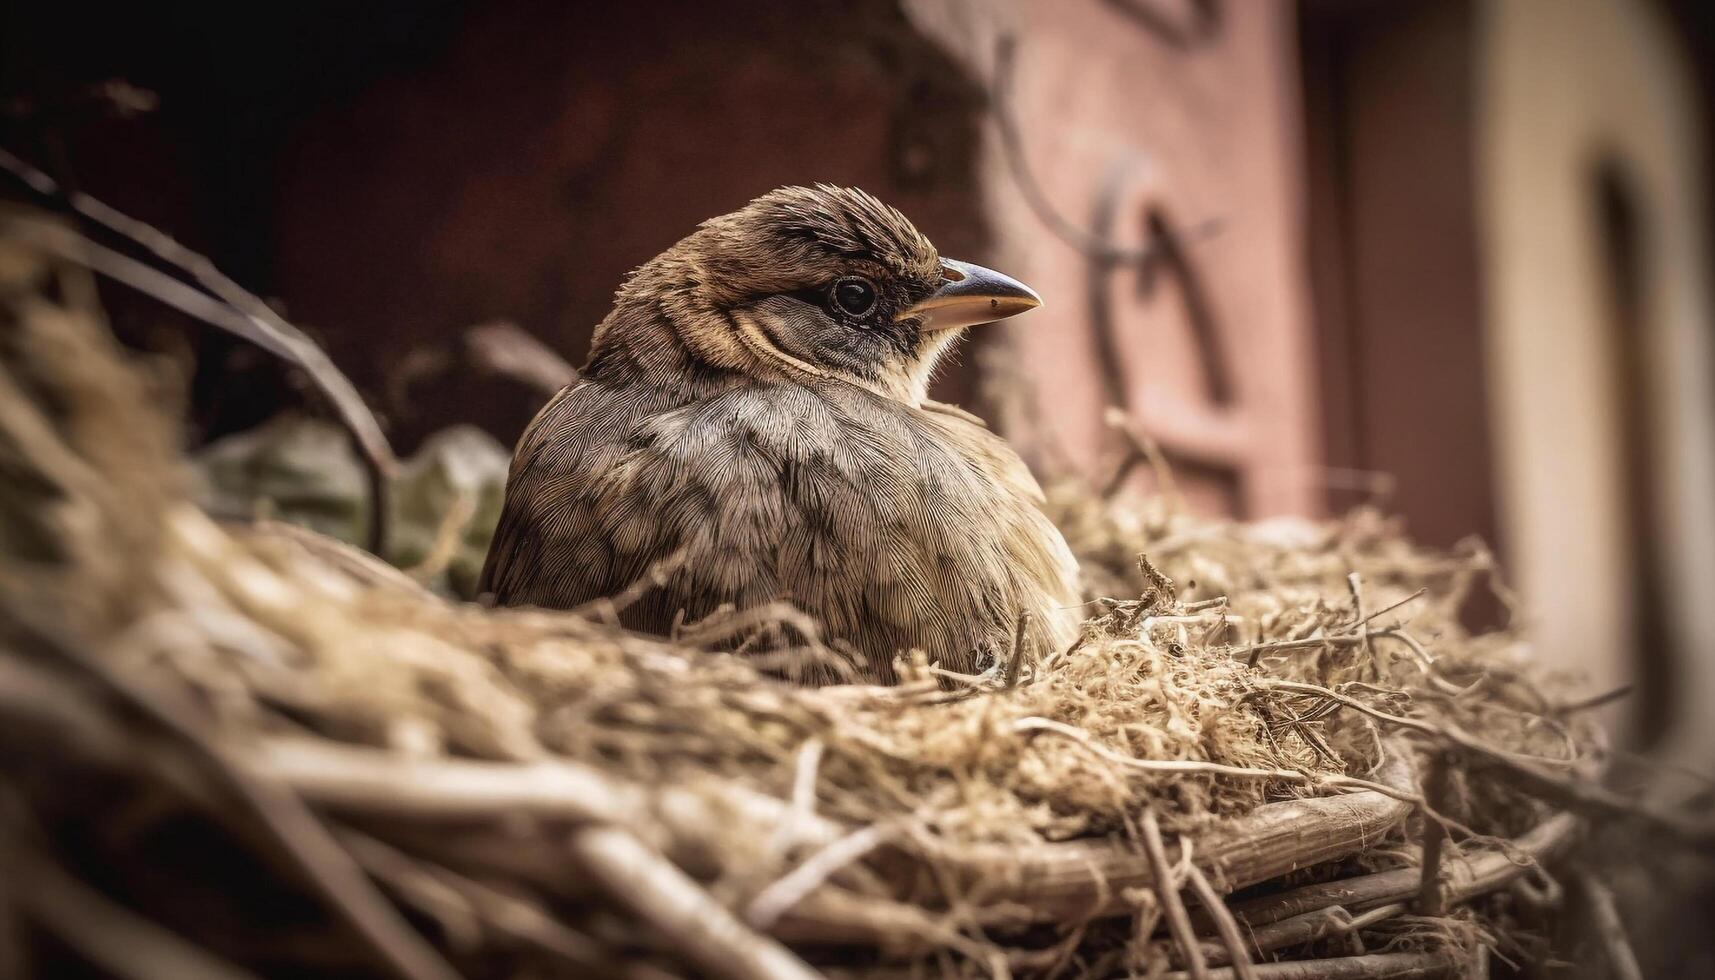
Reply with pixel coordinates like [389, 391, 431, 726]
[830, 277, 878, 317]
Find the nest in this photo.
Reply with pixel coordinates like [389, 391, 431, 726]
[0, 215, 1622, 980]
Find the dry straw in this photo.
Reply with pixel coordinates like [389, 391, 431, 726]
[0, 207, 1679, 980]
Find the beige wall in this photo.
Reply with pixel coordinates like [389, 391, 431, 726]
[1478, 0, 1715, 767]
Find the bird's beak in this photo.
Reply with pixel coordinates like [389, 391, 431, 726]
[897, 258, 1042, 333]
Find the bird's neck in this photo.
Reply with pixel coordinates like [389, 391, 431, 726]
[584, 308, 738, 399]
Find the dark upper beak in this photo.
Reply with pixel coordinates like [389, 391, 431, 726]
[897, 258, 1042, 332]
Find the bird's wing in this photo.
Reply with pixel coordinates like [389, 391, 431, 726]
[479, 380, 789, 628]
[478, 381, 651, 606]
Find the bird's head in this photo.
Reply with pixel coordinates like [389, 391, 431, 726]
[589, 185, 1041, 403]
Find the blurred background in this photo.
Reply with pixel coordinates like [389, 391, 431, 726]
[3, 0, 1713, 774]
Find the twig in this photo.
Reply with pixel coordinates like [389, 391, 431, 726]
[1254, 681, 1530, 755]
[464, 321, 578, 394]
[1183, 596, 1230, 612]
[1343, 903, 1407, 933]
[1202, 905, 1355, 966]
[1240, 632, 1369, 669]
[1556, 686, 1633, 714]
[0, 151, 398, 553]
[746, 823, 894, 929]
[1230, 812, 1580, 929]
[345, 831, 675, 980]
[1140, 808, 1209, 980]
[1416, 752, 1451, 916]
[1238, 590, 1425, 672]
[1185, 864, 1258, 980]
[15, 628, 460, 980]
[254, 737, 646, 822]
[568, 826, 821, 980]
[1159, 951, 1453, 980]
[1578, 874, 1643, 980]
[1347, 573, 1374, 671]
[1259, 680, 1715, 846]
[1202, 902, 1409, 968]
[1372, 631, 1477, 698]
[1105, 408, 1184, 510]
[251, 737, 838, 854]
[1013, 717, 1422, 803]
[1348, 588, 1428, 631]
[405, 491, 476, 582]
[768, 737, 826, 855]
[571, 549, 689, 623]
[1247, 635, 1371, 654]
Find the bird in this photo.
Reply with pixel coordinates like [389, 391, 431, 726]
[479, 185, 1080, 683]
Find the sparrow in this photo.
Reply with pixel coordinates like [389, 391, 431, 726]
[479, 185, 1079, 682]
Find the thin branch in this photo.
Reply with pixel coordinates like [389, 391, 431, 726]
[1230, 812, 1579, 930]
[1347, 587, 1427, 631]
[344, 830, 677, 980]
[253, 737, 645, 823]
[1185, 864, 1258, 980]
[767, 737, 826, 856]
[1346, 574, 1374, 675]
[1578, 873, 1643, 980]
[1416, 751, 1453, 918]
[0, 150, 398, 553]
[746, 823, 894, 930]
[1255, 681, 1715, 847]
[1557, 686, 1633, 714]
[1240, 632, 1369, 668]
[572, 549, 691, 623]
[1104, 408, 1185, 508]
[1237, 583, 1425, 670]
[1140, 808, 1209, 980]
[1372, 631, 1477, 698]
[19, 632, 460, 980]
[251, 737, 838, 856]
[569, 826, 821, 980]
[1013, 717, 1421, 803]
[1254, 681, 1524, 753]
[1343, 903, 1407, 933]
[1202, 905, 1355, 967]
[463, 321, 578, 394]
[1159, 951, 1452, 980]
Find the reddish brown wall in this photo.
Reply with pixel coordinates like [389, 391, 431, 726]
[1300, 0, 1498, 550]
[273, 2, 991, 448]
